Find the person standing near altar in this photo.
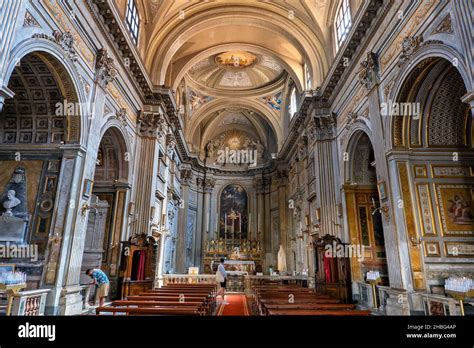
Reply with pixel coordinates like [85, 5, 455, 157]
[216, 258, 228, 304]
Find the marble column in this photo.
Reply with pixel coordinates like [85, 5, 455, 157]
[312, 113, 340, 237]
[362, 54, 407, 291]
[53, 54, 114, 314]
[194, 177, 204, 267]
[275, 171, 289, 271]
[200, 178, 214, 270]
[452, 2, 473, 89]
[131, 110, 165, 236]
[0, 0, 22, 89]
[254, 178, 265, 265]
[175, 169, 192, 273]
[43, 147, 86, 315]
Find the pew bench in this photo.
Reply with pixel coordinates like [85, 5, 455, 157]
[266, 309, 372, 316]
[96, 306, 202, 316]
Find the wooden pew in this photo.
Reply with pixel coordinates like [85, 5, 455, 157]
[261, 303, 355, 315]
[96, 306, 201, 316]
[96, 283, 217, 316]
[251, 283, 371, 316]
[128, 295, 211, 313]
[111, 300, 208, 315]
[266, 309, 372, 316]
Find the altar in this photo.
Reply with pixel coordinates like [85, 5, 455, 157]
[210, 260, 256, 292]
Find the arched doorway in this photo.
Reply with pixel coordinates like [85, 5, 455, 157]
[0, 52, 81, 289]
[344, 131, 389, 286]
[80, 127, 130, 299]
[391, 57, 472, 292]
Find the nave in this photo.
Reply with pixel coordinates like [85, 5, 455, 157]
[0, 0, 473, 319]
[93, 281, 370, 317]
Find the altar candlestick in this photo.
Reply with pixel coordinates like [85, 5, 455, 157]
[249, 213, 252, 236]
[225, 213, 227, 236]
[238, 213, 242, 235]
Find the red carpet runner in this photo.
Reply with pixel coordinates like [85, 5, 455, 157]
[216, 294, 249, 316]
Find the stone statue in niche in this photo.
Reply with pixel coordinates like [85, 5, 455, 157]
[0, 167, 29, 243]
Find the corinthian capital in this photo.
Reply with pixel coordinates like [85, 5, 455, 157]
[95, 48, 117, 87]
[180, 169, 193, 186]
[138, 111, 165, 138]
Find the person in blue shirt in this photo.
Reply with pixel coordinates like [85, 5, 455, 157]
[86, 268, 109, 307]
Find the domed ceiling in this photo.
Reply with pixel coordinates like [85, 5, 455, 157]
[187, 51, 285, 91]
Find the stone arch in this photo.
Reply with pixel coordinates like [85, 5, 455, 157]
[387, 46, 471, 150]
[344, 130, 376, 186]
[4, 39, 86, 145]
[95, 125, 131, 184]
[342, 128, 389, 285]
[340, 122, 374, 184]
[186, 98, 283, 150]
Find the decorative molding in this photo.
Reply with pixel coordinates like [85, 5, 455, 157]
[166, 133, 177, 156]
[32, 30, 77, 62]
[23, 11, 40, 27]
[381, 0, 438, 71]
[397, 35, 424, 67]
[345, 111, 358, 129]
[95, 48, 117, 87]
[432, 14, 453, 35]
[358, 51, 378, 90]
[115, 108, 128, 127]
[397, 35, 444, 67]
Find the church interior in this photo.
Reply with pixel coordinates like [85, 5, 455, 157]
[0, 0, 473, 318]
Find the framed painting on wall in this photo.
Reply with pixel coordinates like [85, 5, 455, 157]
[377, 181, 387, 200]
[435, 184, 473, 236]
[82, 179, 94, 199]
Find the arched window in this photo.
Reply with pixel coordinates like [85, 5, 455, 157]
[289, 87, 297, 119]
[335, 0, 351, 51]
[125, 0, 140, 45]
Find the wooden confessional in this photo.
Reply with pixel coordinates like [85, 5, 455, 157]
[118, 233, 159, 298]
[314, 234, 352, 303]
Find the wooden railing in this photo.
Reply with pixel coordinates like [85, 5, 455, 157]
[10, 289, 50, 316]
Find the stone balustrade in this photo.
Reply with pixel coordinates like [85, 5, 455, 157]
[10, 288, 50, 316]
[161, 274, 309, 294]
